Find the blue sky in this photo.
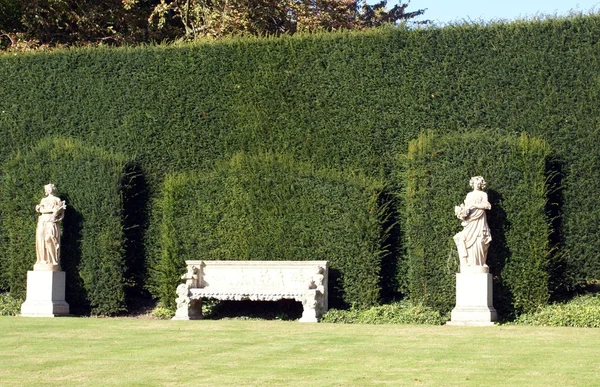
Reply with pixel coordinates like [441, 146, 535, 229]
[408, 0, 600, 24]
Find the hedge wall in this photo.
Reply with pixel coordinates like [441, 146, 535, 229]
[0, 15, 599, 308]
[151, 153, 389, 309]
[0, 137, 132, 315]
[399, 131, 552, 316]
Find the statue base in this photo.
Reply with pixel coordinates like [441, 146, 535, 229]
[21, 270, 70, 317]
[446, 269, 497, 326]
[33, 263, 60, 272]
[172, 299, 203, 321]
[299, 308, 318, 323]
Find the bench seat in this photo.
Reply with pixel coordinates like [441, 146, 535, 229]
[173, 260, 328, 322]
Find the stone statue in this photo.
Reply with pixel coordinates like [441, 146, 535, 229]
[453, 176, 492, 270]
[301, 266, 326, 321]
[35, 184, 66, 267]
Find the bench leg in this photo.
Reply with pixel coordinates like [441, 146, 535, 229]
[172, 283, 203, 320]
[300, 289, 328, 322]
[299, 305, 318, 323]
[173, 298, 202, 320]
[300, 290, 319, 323]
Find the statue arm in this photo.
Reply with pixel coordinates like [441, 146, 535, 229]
[49, 200, 67, 221]
[467, 192, 491, 210]
[472, 201, 491, 210]
[478, 192, 491, 210]
[36, 204, 54, 214]
[55, 200, 67, 212]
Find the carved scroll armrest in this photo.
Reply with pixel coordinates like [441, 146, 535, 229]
[180, 265, 200, 288]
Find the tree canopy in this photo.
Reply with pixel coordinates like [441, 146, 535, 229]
[0, 0, 425, 51]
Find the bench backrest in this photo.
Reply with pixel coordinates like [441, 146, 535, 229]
[184, 260, 328, 302]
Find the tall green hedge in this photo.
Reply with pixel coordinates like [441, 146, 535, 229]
[0, 137, 131, 315]
[151, 152, 389, 309]
[0, 15, 599, 308]
[399, 131, 552, 316]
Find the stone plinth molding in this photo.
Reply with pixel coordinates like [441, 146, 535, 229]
[447, 271, 497, 326]
[21, 270, 70, 317]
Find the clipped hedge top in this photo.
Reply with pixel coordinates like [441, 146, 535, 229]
[152, 152, 389, 308]
[399, 131, 552, 315]
[0, 13, 599, 299]
[0, 137, 130, 314]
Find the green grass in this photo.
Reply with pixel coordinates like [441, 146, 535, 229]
[0, 317, 598, 386]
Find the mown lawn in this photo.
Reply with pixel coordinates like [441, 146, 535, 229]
[0, 317, 598, 386]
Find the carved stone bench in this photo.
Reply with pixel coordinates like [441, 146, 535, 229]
[172, 260, 328, 322]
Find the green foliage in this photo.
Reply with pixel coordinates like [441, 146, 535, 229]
[151, 152, 389, 309]
[0, 0, 424, 50]
[321, 300, 445, 325]
[0, 0, 22, 31]
[398, 131, 551, 316]
[0, 16, 599, 312]
[151, 306, 176, 320]
[0, 137, 130, 315]
[513, 294, 600, 328]
[16, 0, 153, 46]
[148, 0, 425, 39]
[0, 293, 22, 316]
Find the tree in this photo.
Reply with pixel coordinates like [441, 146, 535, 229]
[1, 0, 158, 50]
[0, 0, 23, 49]
[0, 0, 21, 31]
[0, 0, 425, 51]
[147, 0, 426, 39]
[20, 0, 156, 45]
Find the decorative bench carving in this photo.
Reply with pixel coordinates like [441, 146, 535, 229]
[172, 260, 328, 322]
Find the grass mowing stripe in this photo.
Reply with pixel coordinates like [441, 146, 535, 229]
[0, 317, 598, 386]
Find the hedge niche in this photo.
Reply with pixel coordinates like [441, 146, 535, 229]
[0, 137, 133, 315]
[1, 15, 600, 308]
[398, 131, 552, 316]
[150, 152, 390, 309]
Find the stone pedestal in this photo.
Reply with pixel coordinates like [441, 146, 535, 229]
[172, 297, 202, 320]
[299, 306, 318, 323]
[447, 267, 496, 326]
[21, 270, 70, 317]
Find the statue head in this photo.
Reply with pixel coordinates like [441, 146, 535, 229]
[44, 183, 57, 196]
[469, 176, 486, 191]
